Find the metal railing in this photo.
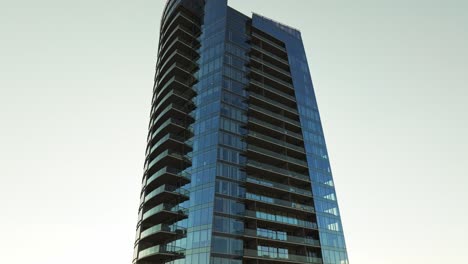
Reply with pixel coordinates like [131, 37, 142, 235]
[147, 149, 186, 171]
[138, 244, 185, 259]
[250, 80, 296, 102]
[250, 105, 300, 127]
[244, 228, 320, 246]
[144, 185, 189, 203]
[252, 32, 287, 52]
[244, 249, 322, 264]
[142, 203, 188, 221]
[251, 55, 291, 78]
[249, 92, 298, 115]
[249, 117, 303, 139]
[250, 68, 294, 90]
[140, 224, 187, 240]
[246, 160, 310, 182]
[246, 176, 312, 197]
[149, 118, 186, 142]
[251, 45, 289, 66]
[145, 167, 190, 187]
[248, 131, 304, 153]
[149, 133, 187, 156]
[247, 144, 308, 167]
[246, 193, 315, 213]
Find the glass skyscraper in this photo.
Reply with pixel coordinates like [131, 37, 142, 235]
[133, 1, 349, 264]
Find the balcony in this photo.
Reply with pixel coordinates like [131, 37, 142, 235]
[147, 118, 188, 147]
[244, 210, 317, 230]
[247, 131, 304, 155]
[246, 160, 310, 183]
[159, 25, 200, 53]
[152, 91, 195, 123]
[248, 117, 303, 140]
[154, 75, 196, 103]
[251, 56, 291, 79]
[251, 45, 289, 67]
[246, 176, 312, 198]
[244, 229, 321, 247]
[245, 193, 315, 214]
[142, 203, 188, 224]
[247, 144, 308, 169]
[158, 35, 199, 63]
[161, 2, 199, 31]
[252, 32, 287, 53]
[160, 18, 200, 45]
[151, 102, 194, 131]
[249, 80, 296, 104]
[249, 91, 298, 116]
[161, 8, 200, 35]
[249, 104, 300, 128]
[146, 149, 190, 174]
[157, 62, 196, 87]
[147, 133, 191, 161]
[150, 103, 194, 131]
[243, 249, 322, 264]
[137, 244, 185, 263]
[139, 224, 187, 243]
[146, 136, 192, 163]
[144, 167, 190, 191]
[157, 51, 198, 80]
[143, 185, 189, 207]
[250, 68, 294, 91]
[162, 0, 179, 24]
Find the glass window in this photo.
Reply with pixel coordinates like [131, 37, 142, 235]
[212, 236, 243, 255]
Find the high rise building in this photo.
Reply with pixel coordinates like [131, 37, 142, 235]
[132, 1, 349, 264]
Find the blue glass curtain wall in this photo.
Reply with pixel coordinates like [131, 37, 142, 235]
[252, 14, 349, 264]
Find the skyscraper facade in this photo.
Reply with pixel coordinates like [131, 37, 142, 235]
[133, 1, 349, 264]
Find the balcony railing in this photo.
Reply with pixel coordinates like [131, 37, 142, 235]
[149, 118, 185, 141]
[249, 117, 303, 140]
[138, 244, 185, 259]
[140, 224, 187, 240]
[244, 210, 317, 229]
[151, 103, 193, 130]
[144, 185, 189, 203]
[157, 51, 198, 77]
[160, 24, 199, 48]
[248, 131, 304, 154]
[145, 167, 190, 188]
[246, 193, 315, 213]
[244, 228, 320, 247]
[246, 160, 310, 182]
[147, 149, 187, 171]
[247, 144, 308, 168]
[159, 25, 199, 57]
[155, 75, 194, 101]
[157, 62, 194, 86]
[252, 32, 287, 52]
[251, 56, 291, 78]
[250, 68, 294, 90]
[251, 45, 289, 66]
[142, 203, 188, 221]
[250, 105, 300, 127]
[244, 249, 322, 264]
[249, 92, 298, 115]
[250, 80, 296, 102]
[246, 176, 312, 197]
[158, 35, 196, 60]
[162, 9, 200, 33]
[148, 133, 188, 157]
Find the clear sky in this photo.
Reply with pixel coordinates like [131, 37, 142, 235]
[0, 0, 467, 263]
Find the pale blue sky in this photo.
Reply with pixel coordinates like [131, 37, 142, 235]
[0, 1, 467, 263]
